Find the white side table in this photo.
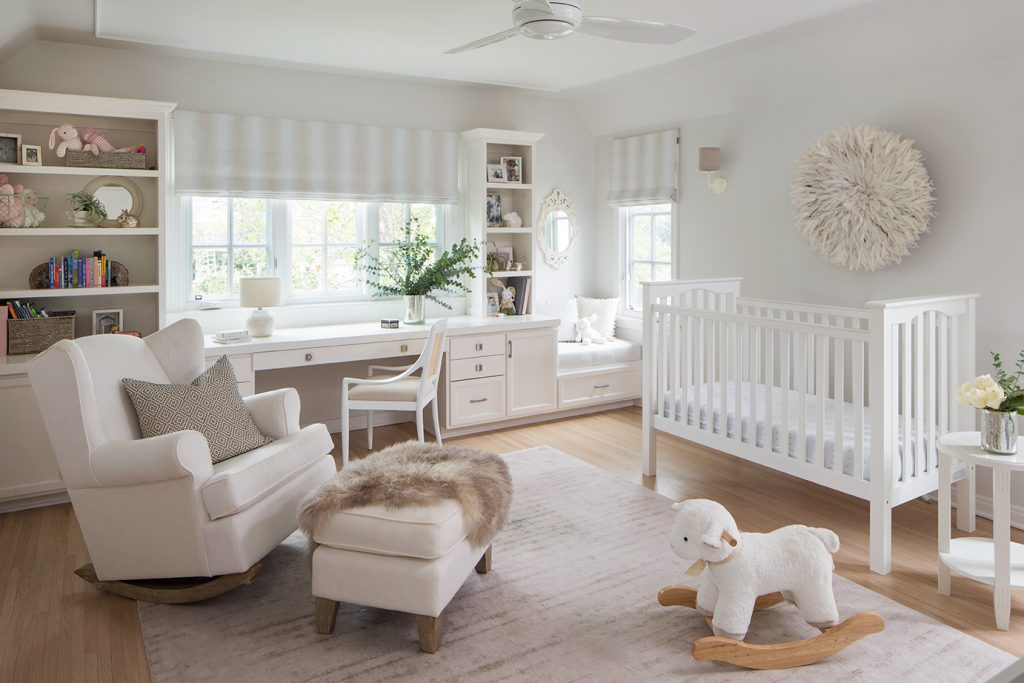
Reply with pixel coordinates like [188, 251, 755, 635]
[937, 431, 1024, 631]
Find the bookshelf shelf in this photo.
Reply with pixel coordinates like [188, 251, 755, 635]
[0, 227, 159, 236]
[489, 270, 535, 278]
[0, 285, 160, 299]
[0, 162, 159, 178]
[485, 227, 533, 235]
[485, 182, 532, 190]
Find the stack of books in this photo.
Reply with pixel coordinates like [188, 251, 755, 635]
[6, 300, 50, 319]
[213, 329, 251, 344]
[47, 250, 113, 289]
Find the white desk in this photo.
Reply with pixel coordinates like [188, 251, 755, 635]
[203, 315, 560, 433]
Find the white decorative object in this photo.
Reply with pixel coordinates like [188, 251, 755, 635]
[556, 298, 579, 342]
[574, 314, 605, 346]
[576, 295, 618, 340]
[642, 277, 979, 576]
[537, 188, 578, 269]
[239, 276, 282, 338]
[502, 211, 522, 228]
[790, 125, 935, 272]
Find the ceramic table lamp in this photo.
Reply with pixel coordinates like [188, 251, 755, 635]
[239, 276, 282, 337]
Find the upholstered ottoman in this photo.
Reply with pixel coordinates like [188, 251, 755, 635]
[299, 442, 512, 653]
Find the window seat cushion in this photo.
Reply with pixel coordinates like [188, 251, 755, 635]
[557, 339, 641, 372]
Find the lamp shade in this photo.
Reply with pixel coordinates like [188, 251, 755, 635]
[239, 277, 282, 308]
[698, 147, 721, 172]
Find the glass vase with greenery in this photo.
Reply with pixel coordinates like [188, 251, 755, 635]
[354, 219, 479, 322]
[958, 349, 1024, 454]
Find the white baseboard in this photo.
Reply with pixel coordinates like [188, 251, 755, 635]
[972, 493, 1024, 531]
[0, 480, 69, 514]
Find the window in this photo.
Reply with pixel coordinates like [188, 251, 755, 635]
[622, 203, 673, 311]
[184, 197, 446, 305]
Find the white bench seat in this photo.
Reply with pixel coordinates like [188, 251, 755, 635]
[557, 339, 642, 371]
[556, 339, 642, 410]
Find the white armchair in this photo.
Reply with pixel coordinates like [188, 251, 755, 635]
[27, 319, 337, 599]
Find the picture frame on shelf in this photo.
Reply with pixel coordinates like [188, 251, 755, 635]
[496, 246, 514, 268]
[486, 164, 506, 183]
[20, 144, 42, 166]
[486, 193, 503, 227]
[0, 133, 22, 164]
[92, 309, 124, 335]
[501, 156, 523, 184]
[486, 292, 499, 316]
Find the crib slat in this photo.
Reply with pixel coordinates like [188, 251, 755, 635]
[815, 334, 827, 469]
[782, 331, 791, 457]
[938, 314, 949, 437]
[668, 311, 678, 426]
[926, 311, 937, 472]
[719, 318, 728, 436]
[736, 322, 744, 442]
[835, 338, 845, 474]
[748, 325, 758, 443]
[765, 329, 775, 453]
[853, 339, 864, 481]
[949, 316, 959, 432]
[901, 323, 912, 483]
[913, 314, 924, 478]
[681, 314, 691, 426]
[797, 332, 807, 463]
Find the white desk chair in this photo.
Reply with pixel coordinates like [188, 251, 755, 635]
[341, 319, 447, 464]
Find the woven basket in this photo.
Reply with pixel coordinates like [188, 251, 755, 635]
[64, 151, 146, 169]
[8, 312, 75, 355]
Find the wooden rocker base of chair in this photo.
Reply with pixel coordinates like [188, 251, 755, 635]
[74, 563, 262, 604]
[658, 586, 885, 670]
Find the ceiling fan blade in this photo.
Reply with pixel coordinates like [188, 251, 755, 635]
[578, 16, 695, 45]
[518, 0, 554, 11]
[445, 28, 521, 55]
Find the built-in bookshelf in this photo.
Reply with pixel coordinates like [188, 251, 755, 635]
[461, 128, 545, 317]
[0, 89, 174, 340]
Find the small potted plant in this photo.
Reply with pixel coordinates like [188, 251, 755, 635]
[65, 191, 106, 226]
[958, 350, 1024, 454]
[355, 219, 479, 324]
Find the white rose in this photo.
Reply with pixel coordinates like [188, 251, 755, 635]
[985, 384, 1006, 410]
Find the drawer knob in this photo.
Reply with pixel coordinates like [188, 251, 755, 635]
[469, 398, 488, 404]
[475, 343, 483, 351]
[305, 353, 314, 362]
[475, 364, 483, 372]
[594, 383, 611, 389]
[400, 344, 408, 353]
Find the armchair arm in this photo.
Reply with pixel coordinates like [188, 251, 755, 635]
[243, 387, 301, 439]
[368, 364, 412, 377]
[90, 431, 214, 487]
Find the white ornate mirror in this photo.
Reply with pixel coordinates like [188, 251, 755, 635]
[536, 188, 578, 269]
[83, 176, 143, 228]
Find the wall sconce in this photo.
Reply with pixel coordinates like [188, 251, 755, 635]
[698, 147, 728, 195]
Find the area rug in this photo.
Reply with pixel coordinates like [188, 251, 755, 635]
[139, 446, 1013, 682]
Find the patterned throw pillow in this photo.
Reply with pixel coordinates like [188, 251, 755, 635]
[122, 356, 271, 464]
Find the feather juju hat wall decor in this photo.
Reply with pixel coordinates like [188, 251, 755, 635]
[790, 125, 935, 272]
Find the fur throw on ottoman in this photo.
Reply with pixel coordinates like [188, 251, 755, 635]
[298, 441, 512, 548]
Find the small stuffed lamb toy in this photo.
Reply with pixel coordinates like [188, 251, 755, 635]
[575, 314, 605, 345]
[670, 499, 840, 641]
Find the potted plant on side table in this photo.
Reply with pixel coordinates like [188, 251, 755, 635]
[958, 349, 1024, 454]
[355, 219, 479, 324]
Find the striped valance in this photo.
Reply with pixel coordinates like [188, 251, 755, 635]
[607, 129, 679, 206]
[173, 111, 461, 203]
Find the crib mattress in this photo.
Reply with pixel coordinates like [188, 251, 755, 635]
[663, 382, 935, 481]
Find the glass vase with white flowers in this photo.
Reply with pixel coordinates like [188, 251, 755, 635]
[958, 350, 1024, 454]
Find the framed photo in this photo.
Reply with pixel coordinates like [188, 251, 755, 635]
[0, 133, 22, 164]
[486, 193, 503, 227]
[20, 144, 42, 166]
[486, 164, 506, 183]
[501, 156, 523, 184]
[496, 246, 514, 267]
[486, 292, 499, 315]
[92, 309, 124, 335]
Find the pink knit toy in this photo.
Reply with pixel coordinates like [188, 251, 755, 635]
[81, 128, 133, 155]
[48, 123, 88, 158]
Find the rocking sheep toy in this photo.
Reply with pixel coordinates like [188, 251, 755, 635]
[659, 499, 884, 670]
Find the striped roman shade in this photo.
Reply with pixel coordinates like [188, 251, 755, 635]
[607, 129, 679, 206]
[173, 111, 461, 203]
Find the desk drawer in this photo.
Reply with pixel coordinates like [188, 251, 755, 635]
[206, 354, 254, 383]
[448, 376, 506, 428]
[449, 355, 505, 382]
[253, 339, 423, 371]
[450, 334, 506, 360]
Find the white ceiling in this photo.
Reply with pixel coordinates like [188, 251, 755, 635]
[6, 0, 878, 92]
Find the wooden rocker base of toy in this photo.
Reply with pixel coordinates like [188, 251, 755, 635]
[658, 586, 885, 670]
[74, 563, 262, 604]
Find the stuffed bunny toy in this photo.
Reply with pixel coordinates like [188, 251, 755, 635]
[81, 128, 133, 155]
[575, 314, 606, 345]
[670, 499, 840, 641]
[48, 123, 88, 158]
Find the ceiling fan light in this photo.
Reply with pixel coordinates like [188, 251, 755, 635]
[520, 19, 576, 39]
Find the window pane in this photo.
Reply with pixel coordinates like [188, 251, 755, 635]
[631, 262, 652, 310]
[631, 215, 652, 261]
[291, 246, 324, 293]
[409, 203, 437, 241]
[654, 214, 672, 261]
[192, 248, 229, 296]
[233, 198, 268, 244]
[192, 198, 228, 244]
[378, 203, 406, 242]
[654, 263, 672, 281]
[650, 203, 672, 213]
[326, 246, 358, 292]
[326, 202, 358, 243]
[290, 201, 324, 244]
[232, 247, 268, 291]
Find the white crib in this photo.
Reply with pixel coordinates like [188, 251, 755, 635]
[641, 278, 979, 575]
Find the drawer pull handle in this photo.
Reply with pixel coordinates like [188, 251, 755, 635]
[469, 398, 488, 404]
[400, 344, 408, 353]
[305, 353, 314, 362]
[475, 364, 483, 372]
[508, 340, 512, 358]
[594, 383, 611, 389]
[475, 343, 483, 351]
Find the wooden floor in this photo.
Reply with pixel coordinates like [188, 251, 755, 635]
[2, 406, 1021, 681]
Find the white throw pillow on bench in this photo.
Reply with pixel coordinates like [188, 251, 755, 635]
[557, 298, 579, 342]
[576, 296, 620, 341]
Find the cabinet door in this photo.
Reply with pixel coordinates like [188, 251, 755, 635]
[506, 328, 557, 418]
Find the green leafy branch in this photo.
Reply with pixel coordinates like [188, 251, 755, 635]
[991, 350, 1024, 415]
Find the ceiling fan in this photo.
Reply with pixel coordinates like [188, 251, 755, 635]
[445, 1, 695, 54]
